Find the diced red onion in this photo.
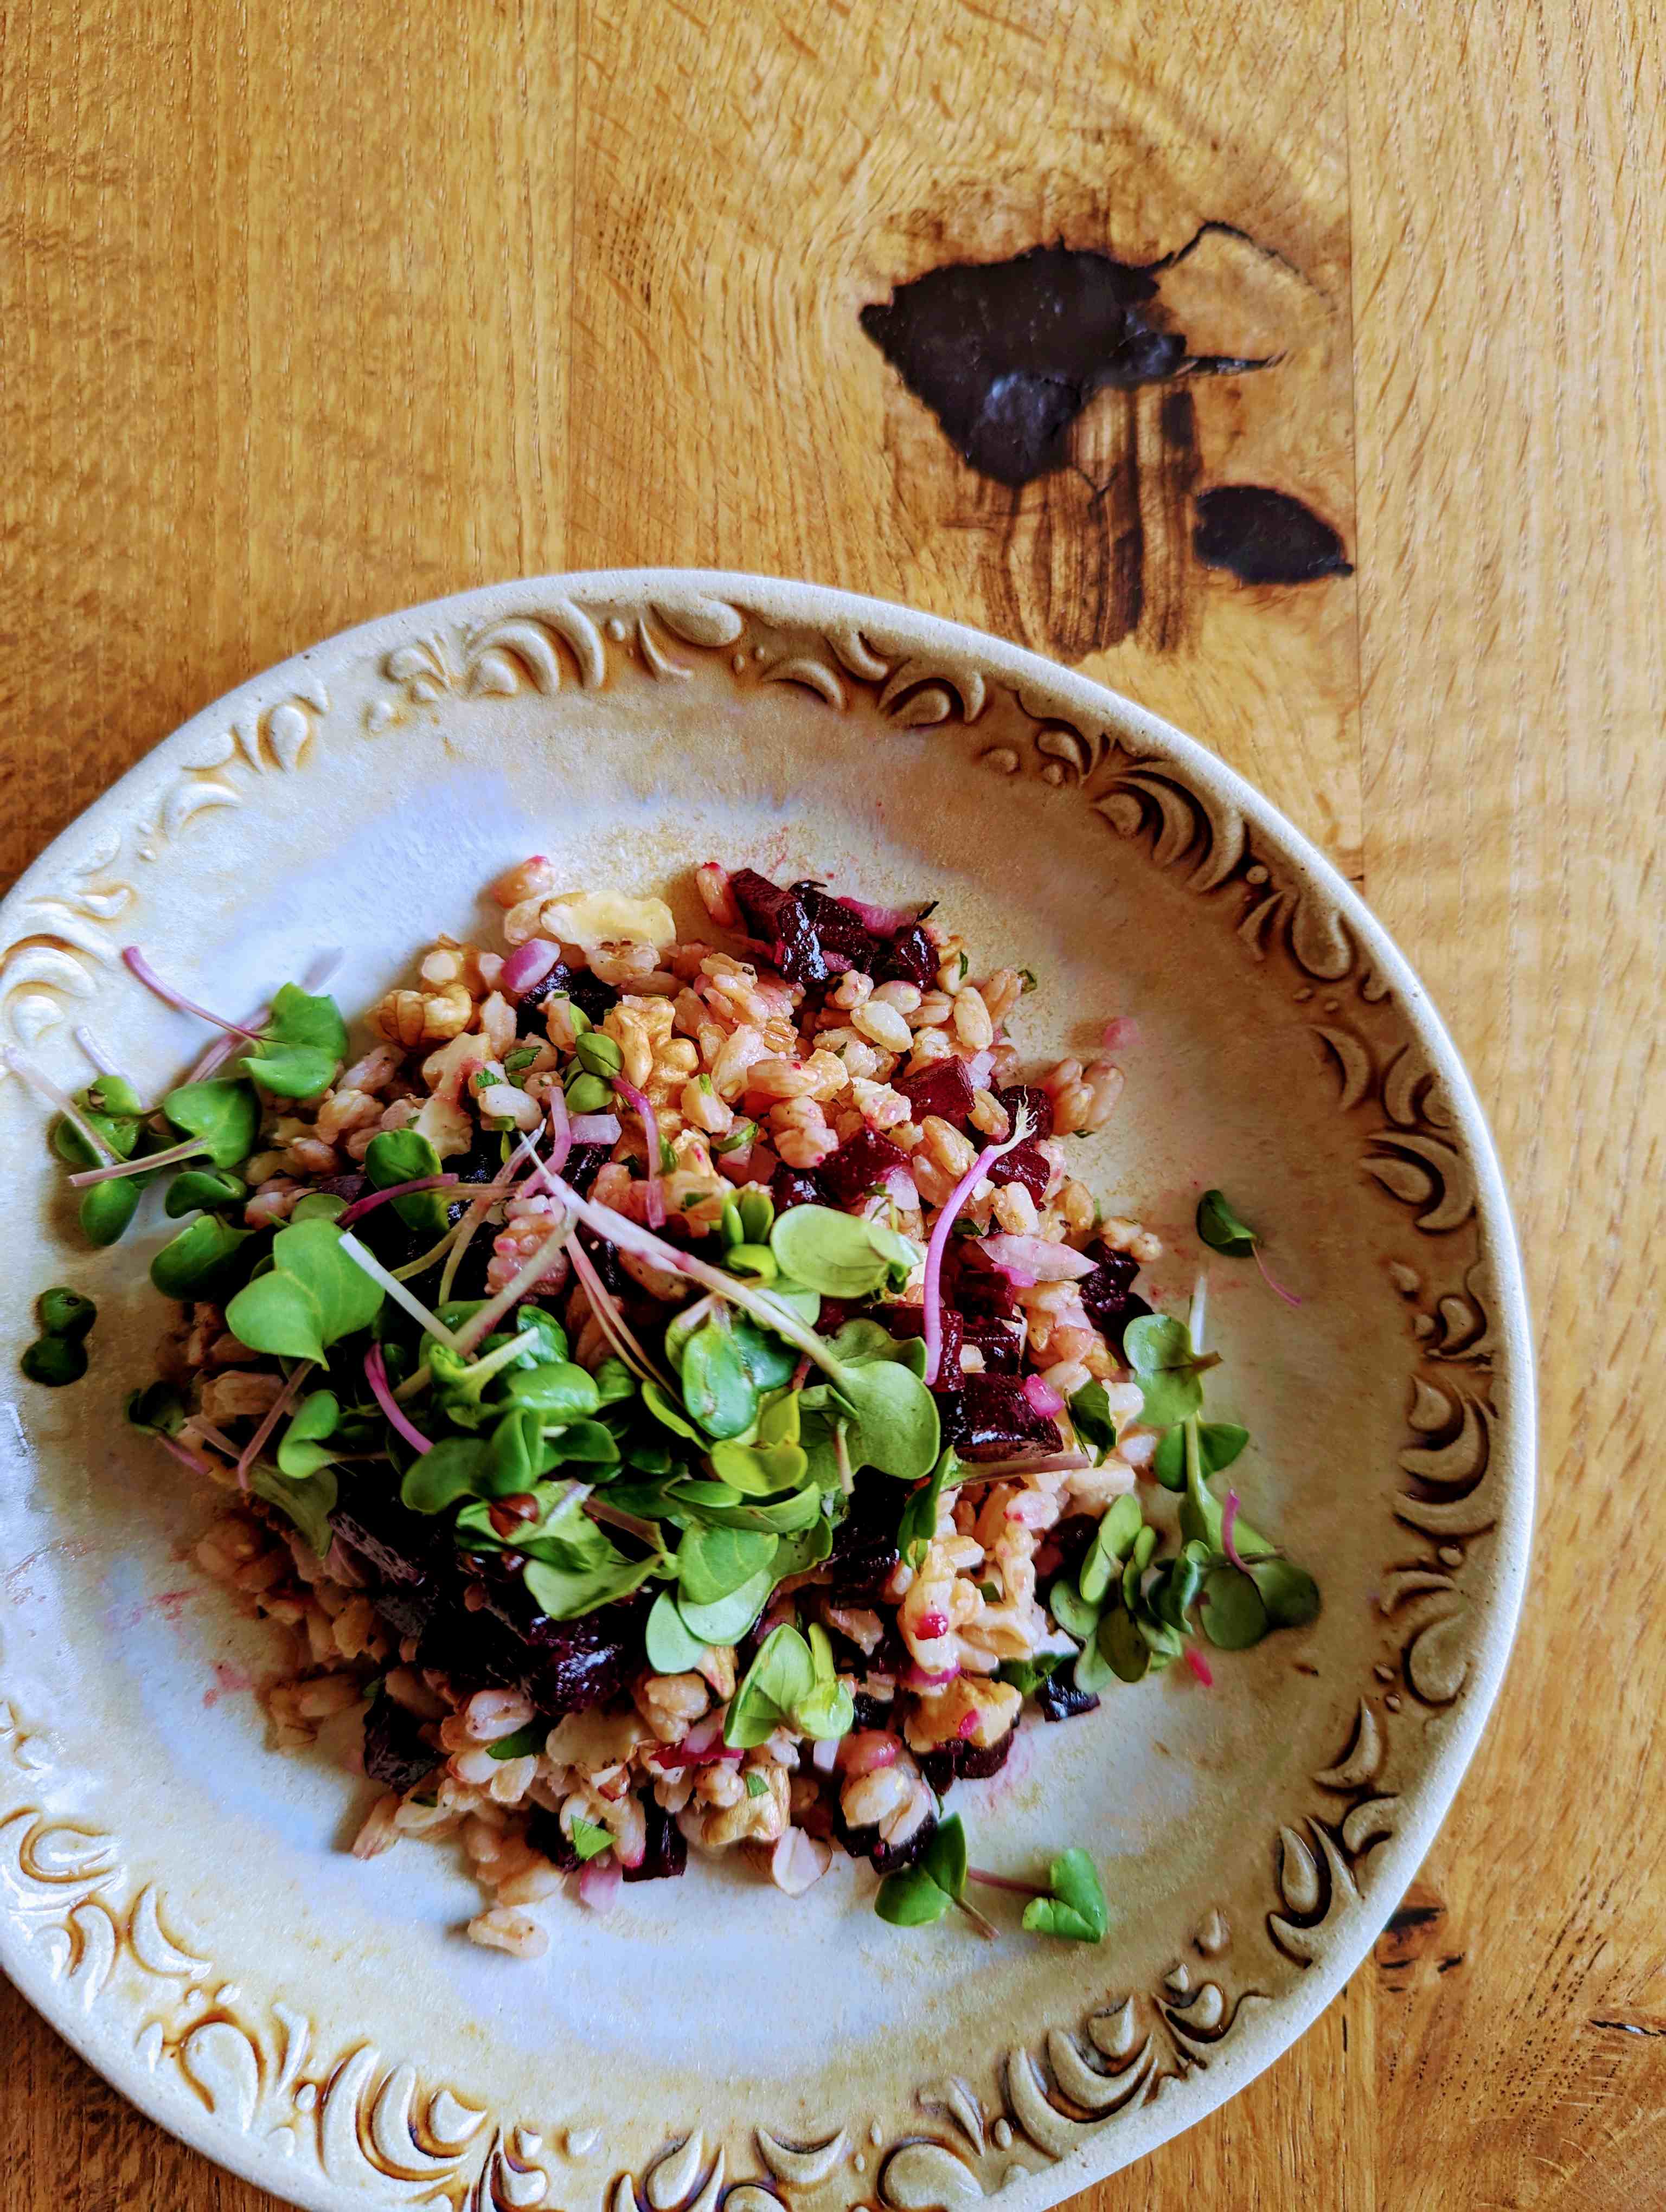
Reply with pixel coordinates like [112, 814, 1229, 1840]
[716, 1144, 754, 1185]
[902, 1662, 959, 1691]
[1186, 1647, 1215, 1687]
[335, 1174, 458, 1229]
[741, 1144, 777, 1186]
[364, 1343, 433, 1456]
[836, 1731, 900, 1776]
[882, 1165, 922, 1212]
[965, 1050, 995, 1089]
[978, 1235, 1095, 1281]
[614, 1079, 665, 1228]
[1021, 1374, 1066, 1418]
[835, 894, 920, 937]
[578, 1854, 623, 1911]
[543, 1085, 573, 1179]
[956, 1710, 981, 1740]
[810, 1734, 840, 1774]
[568, 1111, 621, 1145]
[1221, 1489, 1246, 1571]
[500, 938, 560, 997]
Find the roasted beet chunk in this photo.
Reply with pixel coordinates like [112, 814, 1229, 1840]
[516, 957, 617, 1028]
[820, 1125, 908, 1206]
[729, 870, 830, 987]
[1036, 1657, 1101, 1724]
[877, 923, 937, 991]
[771, 1164, 828, 1213]
[562, 1142, 610, 1196]
[494, 1596, 643, 1715]
[883, 1303, 965, 1379]
[988, 1139, 1051, 1203]
[896, 1056, 976, 1128]
[996, 1083, 1054, 1140]
[934, 1375, 1063, 1462]
[1078, 1243, 1152, 1351]
[946, 1248, 1021, 1319]
[917, 1724, 1017, 1799]
[621, 1795, 688, 1882]
[963, 1315, 1022, 1372]
[828, 1471, 905, 1599]
[830, 1796, 940, 1874]
[362, 1689, 439, 1793]
[790, 882, 883, 974]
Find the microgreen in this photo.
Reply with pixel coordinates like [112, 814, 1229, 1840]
[36, 1288, 96, 1342]
[675, 1568, 776, 1644]
[997, 1652, 1064, 1696]
[1077, 1493, 1144, 1605]
[563, 1070, 612, 1114]
[874, 1816, 993, 1937]
[1122, 1313, 1220, 1429]
[80, 1178, 147, 1247]
[235, 984, 348, 1099]
[150, 1215, 258, 1300]
[1152, 1420, 1248, 1492]
[164, 1168, 247, 1218]
[275, 1390, 343, 1478]
[677, 1525, 777, 1606]
[767, 1205, 915, 1299]
[744, 1770, 768, 1799]
[225, 1217, 385, 1363]
[1195, 1188, 1301, 1307]
[644, 1590, 709, 1673]
[248, 1462, 337, 1555]
[1020, 1849, 1108, 1943]
[723, 1619, 851, 1745]
[126, 1381, 187, 1436]
[898, 1448, 959, 1571]
[574, 1030, 623, 1080]
[364, 1129, 449, 1239]
[21, 1335, 88, 1387]
[162, 1079, 261, 1169]
[1067, 1381, 1119, 1454]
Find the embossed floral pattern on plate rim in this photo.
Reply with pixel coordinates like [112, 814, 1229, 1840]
[0, 571, 1534, 2212]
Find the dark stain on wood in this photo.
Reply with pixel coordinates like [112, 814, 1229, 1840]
[860, 229, 1347, 661]
[1194, 484, 1354, 583]
[1375, 1882, 1449, 1980]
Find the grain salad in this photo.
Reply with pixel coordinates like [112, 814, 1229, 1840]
[16, 858, 1318, 1957]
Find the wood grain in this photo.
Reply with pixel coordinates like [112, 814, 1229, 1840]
[0, 1, 1660, 2207]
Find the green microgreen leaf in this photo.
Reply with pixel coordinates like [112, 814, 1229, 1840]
[486, 1719, 549, 1761]
[225, 1216, 382, 1361]
[501, 1360, 601, 1422]
[1123, 1312, 1214, 1428]
[677, 1524, 777, 1605]
[1152, 1419, 1248, 1491]
[1049, 1578, 1103, 1643]
[744, 1770, 768, 1799]
[898, 1446, 960, 1571]
[276, 1390, 342, 1478]
[238, 984, 349, 1100]
[126, 1381, 187, 1436]
[678, 1316, 760, 1440]
[1077, 1493, 1144, 1605]
[150, 1214, 259, 1301]
[36, 1287, 97, 1342]
[1196, 1188, 1258, 1256]
[364, 1128, 448, 1239]
[162, 1078, 260, 1169]
[401, 1434, 491, 1513]
[248, 1462, 337, 1555]
[21, 1335, 87, 1386]
[164, 1168, 247, 1219]
[675, 1565, 775, 1644]
[768, 1204, 907, 1298]
[1249, 1556, 1322, 1629]
[644, 1590, 709, 1674]
[79, 1175, 146, 1247]
[1020, 1849, 1108, 1943]
[1068, 1381, 1119, 1454]
[830, 1359, 940, 1481]
[1199, 1565, 1270, 1649]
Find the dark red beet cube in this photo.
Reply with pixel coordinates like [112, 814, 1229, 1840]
[878, 924, 937, 991]
[997, 1083, 1054, 1140]
[896, 1056, 976, 1127]
[771, 1165, 828, 1213]
[988, 1139, 1051, 1203]
[730, 870, 829, 986]
[362, 1694, 440, 1794]
[1078, 1243, 1152, 1351]
[934, 1375, 1062, 1462]
[622, 1794, 688, 1881]
[820, 1126, 908, 1205]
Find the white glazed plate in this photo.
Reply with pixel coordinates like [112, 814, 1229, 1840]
[0, 574, 1532, 2212]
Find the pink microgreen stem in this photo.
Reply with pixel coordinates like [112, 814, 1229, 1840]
[121, 947, 263, 1041]
[566, 1237, 667, 1387]
[920, 1108, 1034, 1386]
[335, 1174, 459, 1230]
[365, 1343, 433, 1456]
[1185, 1647, 1215, 1687]
[957, 1450, 1093, 1483]
[955, 1896, 999, 1941]
[3, 1049, 120, 1163]
[236, 1361, 316, 1490]
[965, 1867, 1047, 1899]
[583, 1497, 663, 1548]
[186, 1416, 244, 1460]
[67, 1135, 209, 1187]
[1221, 1490, 1246, 1571]
[72, 1026, 123, 1077]
[1253, 1246, 1303, 1309]
[158, 1434, 220, 1480]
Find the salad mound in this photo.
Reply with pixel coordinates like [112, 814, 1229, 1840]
[18, 856, 1317, 1959]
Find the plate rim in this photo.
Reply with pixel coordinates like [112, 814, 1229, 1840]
[0, 567, 1535, 2212]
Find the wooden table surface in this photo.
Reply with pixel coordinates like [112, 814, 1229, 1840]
[2, 3, 1661, 2207]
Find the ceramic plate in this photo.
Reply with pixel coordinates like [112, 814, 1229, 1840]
[0, 573, 1532, 2212]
